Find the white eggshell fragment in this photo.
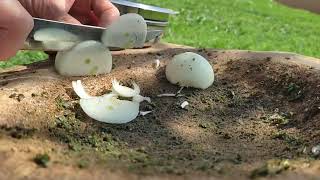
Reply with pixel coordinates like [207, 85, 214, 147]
[112, 79, 140, 97]
[34, 28, 80, 42]
[55, 40, 112, 76]
[72, 80, 93, 99]
[101, 13, 147, 48]
[152, 59, 160, 69]
[132, 95, 151, 103]
[140, 111, 152, 116]
[111, 79, 151, 103]
[165, 52, 214, 89]
[181, 101, 189, 109]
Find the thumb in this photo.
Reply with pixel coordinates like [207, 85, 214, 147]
[0, 0, 33, 60]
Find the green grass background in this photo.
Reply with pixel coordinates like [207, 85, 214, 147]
[139, 0, 320, 56]
[1, 0, 320, 68]
[0, 51, 48, 69]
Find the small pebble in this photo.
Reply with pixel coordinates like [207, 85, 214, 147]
[312, 145, 320, 156]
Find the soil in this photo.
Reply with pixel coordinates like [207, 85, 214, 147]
[0, 43, 319, 180]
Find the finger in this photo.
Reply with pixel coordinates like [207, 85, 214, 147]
[19, 0, 76, 20]
[73, 11, 99, 26]
[69, 0, 99, 25]
[69, 0, 91, 24]
[88, 11, 100, 26]
[0, 0, 33, 60]
[57, 14, 82, 25]
[69, 11, 99, 26]
[91, 0, 120, 27]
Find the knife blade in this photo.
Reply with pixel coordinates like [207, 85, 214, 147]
[28, 18, 105, 41]
[25, 18, 163, 51]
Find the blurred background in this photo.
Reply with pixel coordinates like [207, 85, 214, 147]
[1, 0, 320, 68]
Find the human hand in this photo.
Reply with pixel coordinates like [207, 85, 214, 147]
[18, 0, 120, 27]
[0, 0, 33, 60]
[0, 0, 119, 60]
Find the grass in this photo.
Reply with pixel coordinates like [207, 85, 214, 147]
[139, 0, 320, 57]
[0, 51, 48, 69]
[1, 0, 320, 68]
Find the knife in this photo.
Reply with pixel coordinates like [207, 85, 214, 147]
[24, 18, 163, 51]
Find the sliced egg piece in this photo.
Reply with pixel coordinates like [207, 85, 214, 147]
[55, 40, 112, 76]
[80, 95, 140, 124]
[101, 13, 147, 48]
[41, 41, 76, 51]
[72, 80, 150, 124]
[34, 28, 80, 42]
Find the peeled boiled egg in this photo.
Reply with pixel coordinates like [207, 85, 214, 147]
[101, 13, 147, 48]
[72, 80, 150, 124]
[165, 52, 214, 89]
[55, 40, 112, 76]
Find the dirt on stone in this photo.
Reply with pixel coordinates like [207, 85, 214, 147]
[0, 43, 319, 180]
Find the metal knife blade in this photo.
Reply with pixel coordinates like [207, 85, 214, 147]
[25, 18, 163, 51]
[28, 18, 105, 41]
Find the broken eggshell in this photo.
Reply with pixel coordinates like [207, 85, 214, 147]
[72, 80, 150, 124]
[112, 79, 140, 97]
[181, 101, 189, 109]
[55, 40, 112, 76]
[72, 80, 93, 99]
[152, 59, 161, 69]
[101, 13, 147, 48]
[165, 52, 214, 89]
[112, 79, 151, 103]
